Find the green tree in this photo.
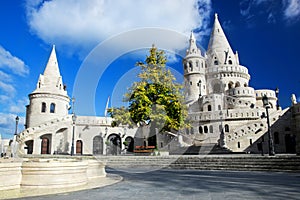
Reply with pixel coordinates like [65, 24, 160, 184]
[108, 45, 187, 137]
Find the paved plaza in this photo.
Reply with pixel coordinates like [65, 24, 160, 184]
[14, 168, 300, 200]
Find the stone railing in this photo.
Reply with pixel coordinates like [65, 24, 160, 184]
[206, 65, 248, 74]
[189, 109, 262, 122]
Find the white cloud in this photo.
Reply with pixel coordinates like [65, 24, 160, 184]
[25, 0, 212, 56]
[283, 0, 300, 21]
[0, 46, 29, 76]
[0, 71, 12, 82]
[9, 98, 28, 113]
[239, 0, 300, 25]
[0, 113, 25, 139]
[0, 81, 16, 95]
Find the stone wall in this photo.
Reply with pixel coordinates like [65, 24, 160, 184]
[0, 158, 106, 191]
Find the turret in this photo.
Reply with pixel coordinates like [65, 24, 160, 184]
[183, 32, 206, 104]
[25, 46, 70, 128]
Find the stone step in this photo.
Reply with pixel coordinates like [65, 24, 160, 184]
[100, 155, 300, 172]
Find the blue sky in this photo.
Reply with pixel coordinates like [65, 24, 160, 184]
[0, 0, 299, 139]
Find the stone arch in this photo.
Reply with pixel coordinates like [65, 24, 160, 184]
[93, 136, 103, 155]
[204, 126, 208, 133]
[224, 124, 229, 132]
[125, 136, 134, 152]
[228, 81, 234, 89]
[207, 105, 212, 111]
[40, 134, 52, 154]
[213, 83, 221, 93]
[107, 134, 121, 155]
[199, 126, 203, 134]
[25, 140, 34, 154]
[41, 102, 46, 113]
[76, 140, 83, 155]
[189, 61, 193, 71]
[50, 103, 56, 113]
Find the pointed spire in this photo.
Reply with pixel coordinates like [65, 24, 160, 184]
[207, 13, 234, 56]
[32, 45, 67, 95]
[207, 13, 236, 65]
[43, 45, 61, 78]
[186, 31, 201, 56]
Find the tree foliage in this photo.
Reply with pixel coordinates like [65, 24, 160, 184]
[107, 45, 187, 133]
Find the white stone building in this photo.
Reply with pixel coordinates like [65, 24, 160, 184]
[15, 14, 299, 156]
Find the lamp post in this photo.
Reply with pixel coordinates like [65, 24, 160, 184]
[262, 95, 275, 156]
[275, 87, 280, 110]
[71, 97, 76, 156]
[15, 116, 19, 135]
[198, 80, 202, 97]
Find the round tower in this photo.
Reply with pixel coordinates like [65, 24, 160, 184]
[183, 32, 206, 105]
[205, 14, 256, 108]
[25, 46, 70, 128]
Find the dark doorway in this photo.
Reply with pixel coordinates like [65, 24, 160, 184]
[76, 140, 83, 155]
[25, 140, 34, 154]
[41, 138, 50, 154]
[93, 136, 103, 155]
[285, 134, 296, 153]
[108, 134, 121, 155]
[125, 136, 134, 152]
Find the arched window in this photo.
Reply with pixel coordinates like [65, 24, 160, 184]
[235, 82, 240, 87]
[237, 142, 240, 148]
[209, 125, 213, 133]
[189, 61, 193, 71]
[199, 126, 203, 134]
[213, 83, 221, 93]
[207, 105, 212, 111]
[228, 82, 234, 89]
[41, 102, 46, 113]
[214, 60, 219, 65]
[225, 124, 229, 132]
[204, 126, 208, 133]
[228, 60, 233, 65]
[50, 103, 55, 113]
[218, 105, 221, 110]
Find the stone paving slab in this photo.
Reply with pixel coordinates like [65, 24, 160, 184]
[11, 168, 300, 200]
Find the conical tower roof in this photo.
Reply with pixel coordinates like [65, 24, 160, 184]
[186, 31, 202, 57]
[43, 45, 62, 87]
[32, 45, 67, 96]
[207, 13, 234, 56]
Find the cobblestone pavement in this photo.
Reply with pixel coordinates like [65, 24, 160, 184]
[16, 168, 300, 200]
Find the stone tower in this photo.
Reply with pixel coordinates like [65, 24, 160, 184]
[25, 45, 70, 128]
[183, 31, 207, 105]
[205, 14, 255, 110]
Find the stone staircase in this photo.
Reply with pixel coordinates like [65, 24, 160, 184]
[169, 144, 232, 155]
[98, 155, 300, 172]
